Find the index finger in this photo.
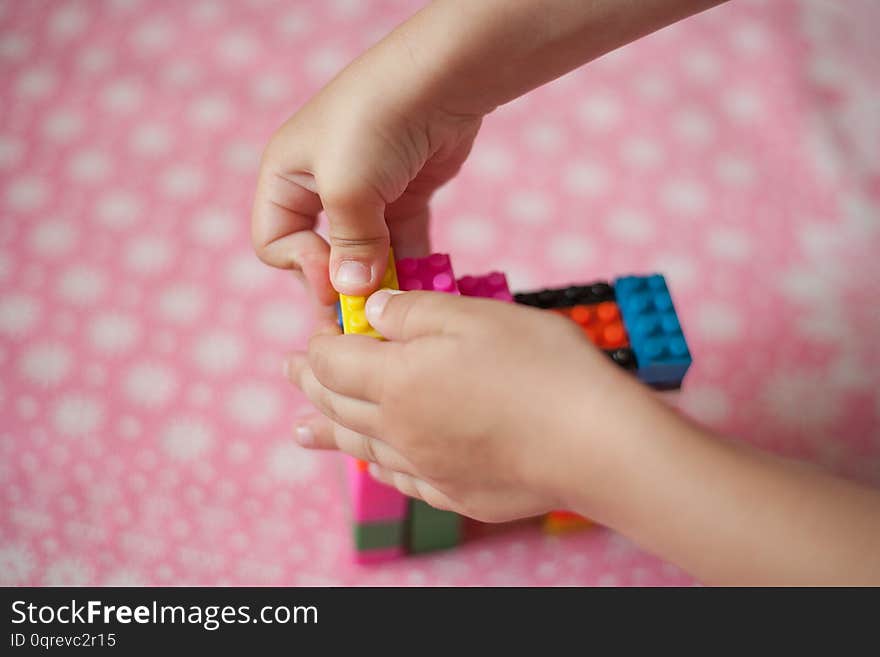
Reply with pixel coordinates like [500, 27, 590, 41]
[251, 153, 336, 305]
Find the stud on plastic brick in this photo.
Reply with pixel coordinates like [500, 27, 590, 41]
[457, 272, 513, 302]
[556, 301, 629, 350]
[396, 253, 458, 293]
[339, 250, 399, 338]
[514, 281, 615, 309]
[614, 274, 691, 388]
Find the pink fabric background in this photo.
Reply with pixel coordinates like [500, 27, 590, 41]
[1, 0, 878, 586]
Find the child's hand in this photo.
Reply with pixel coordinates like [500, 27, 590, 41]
[251, 0, 726, 309]
[250, 31, 482, 307]
[285, 290, 677, 523]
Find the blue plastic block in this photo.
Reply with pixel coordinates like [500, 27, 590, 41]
[613, 274, 691, 389]
[335, 300, 344, 331]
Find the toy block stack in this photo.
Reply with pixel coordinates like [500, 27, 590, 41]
[514, 276, 690, 389]
[337, 250, 410, 563]
[513, 275, 691, 533]
[395, 253, 464, 554]
[335, 250, 691, 560]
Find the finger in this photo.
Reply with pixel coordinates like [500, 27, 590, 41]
[318, 176, 390, 297]
[292, 415, 414, 473]
[364, 289, 477, 341]
[251, 163, 337, 305]
[367, 464, 457, 512]
[286, 353, 380, 436]
[303, 332, 393, 403]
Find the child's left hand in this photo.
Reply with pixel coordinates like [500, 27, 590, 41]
[284, 288, 680, 523]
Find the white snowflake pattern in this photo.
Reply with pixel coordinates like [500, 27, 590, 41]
[43, 558, 94, 586]
[193, 330, 244, 373]
[0, 544, 37, 585]
[257, 303, 306, 343]
[52, 394, 104, 436]
[158, 283, 205, 324]
[88, 312, 140, 354]
[267, 442, 318, 484]
[161, 416, 214, 461]
[56, 265, 107, 305]
[0, 293, 40, 338]
[18, 341, 72, 387]
[227, 382, 281, 428]
[124, 361, 178, 407]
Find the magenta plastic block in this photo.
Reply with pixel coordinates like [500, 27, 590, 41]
[354, 546, 405, 565]
[396, 253, 459, 294]
[456, 272, 513, 302]
[346, 457, 408, 523]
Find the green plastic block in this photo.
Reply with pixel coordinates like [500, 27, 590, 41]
[354, 519, 405, 551]
[408, 500, 462, 554]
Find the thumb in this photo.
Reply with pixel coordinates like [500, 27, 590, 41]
[365, 289, 471, 341]
[320, 180, 390, 297]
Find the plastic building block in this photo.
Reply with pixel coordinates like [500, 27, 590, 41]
[338, 249, 407, 562]
[339, 250, 399, 338]
[457, 272, 513, 302]
[614, 274, 691, 389]
[554, 301, 629, 350]
[346, 458, 408, 523]
[408, 499, 462, 554]
[514, 281, 615, 309]
[396, 253, 459, 293]
[335, 300, 343, 331]
[354, 546, 404, 565]
[543, 510, 593, 534]
[354, 519, 406, 551]
[606, 346, 638, 371]
[396, 254, 464, 553]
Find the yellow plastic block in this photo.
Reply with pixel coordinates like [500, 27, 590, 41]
[339, 250, 399, 339]
[543, 510, 593, 534]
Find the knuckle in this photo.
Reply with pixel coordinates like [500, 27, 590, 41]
[307, 344, 333, 387]
[327, 233, 389, 249]
[320, 390, 342, 424]
[361, 436, 379, 464]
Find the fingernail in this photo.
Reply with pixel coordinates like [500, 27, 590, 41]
[365, 289, 403, 325]
[295, 424, 314, 446]
[368, 462, 381, 478]
[335, 260, 372, 288]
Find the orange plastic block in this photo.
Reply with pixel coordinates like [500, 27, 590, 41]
[339, 250, 399, 338]
[556, 301, 629, 350]
[543, 510, 593, 534]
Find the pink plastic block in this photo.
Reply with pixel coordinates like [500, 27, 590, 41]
[396, 253, 459, 294]
[456, 272, 513, 302]
[346, 457, 408, 523]
[354, 546, 405, 564]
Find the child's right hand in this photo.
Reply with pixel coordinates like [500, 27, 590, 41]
[285, 290, 683, 523]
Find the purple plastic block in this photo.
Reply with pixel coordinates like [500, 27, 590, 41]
[396, 254, 459, 294]
[346, 457, 408, 523]
[456, 272, 513, 302]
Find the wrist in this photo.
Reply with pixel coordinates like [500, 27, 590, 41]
[554, 371, 700, 525]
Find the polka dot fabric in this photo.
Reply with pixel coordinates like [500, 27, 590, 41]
[1, 0, 878, 586]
